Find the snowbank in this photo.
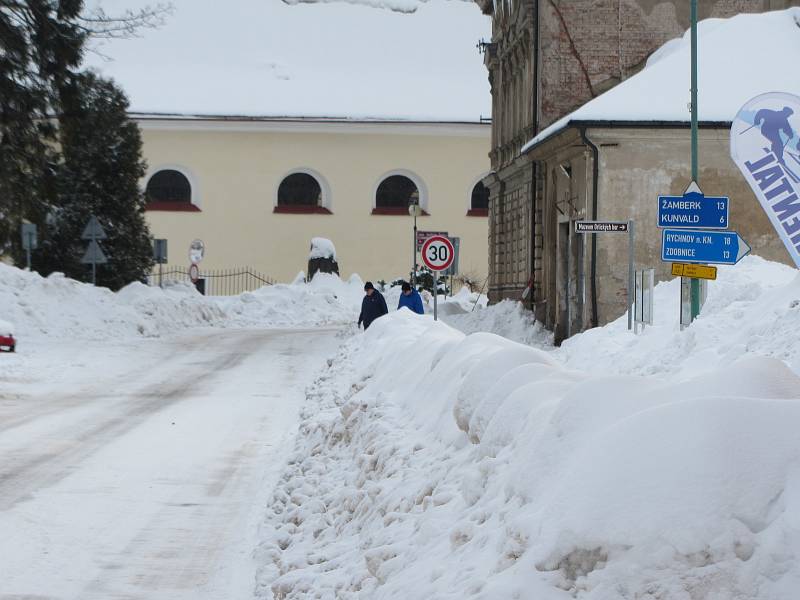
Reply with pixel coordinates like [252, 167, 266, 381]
[219, 273, 364, 328]
[258, 256, 800, 599]
[0, 264, 365, 343]
[444, 298, 551, 346]
[557, 255, 800, 376]
[0, 263, 226, 341]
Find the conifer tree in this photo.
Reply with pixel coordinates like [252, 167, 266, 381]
[0, 0, 85, 261]
[38, 71, 153, 289]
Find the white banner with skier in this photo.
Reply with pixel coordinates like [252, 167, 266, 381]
[731, 92, 800, 268]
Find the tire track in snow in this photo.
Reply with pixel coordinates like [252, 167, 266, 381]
[0, 331, 262, 511]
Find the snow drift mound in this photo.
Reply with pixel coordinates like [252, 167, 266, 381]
[444, 297, 551, 346]
[258, 256, 800, 600]
[218, 272, 364, 328]
[0, 264, 368, 342]
[557, 255, 800, 376]
[0, 263, 225, 341]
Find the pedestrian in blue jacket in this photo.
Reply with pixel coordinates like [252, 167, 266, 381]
[397, 281, 424, 315]
[358, 281, 388, 330]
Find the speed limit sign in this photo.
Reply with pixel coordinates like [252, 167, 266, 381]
[189, 263, 200, 283]
[421, 235, 455, 272]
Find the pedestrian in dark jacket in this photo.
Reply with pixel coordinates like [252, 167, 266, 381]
[358, 281, 388, 330]
[397, 281, 424, 315]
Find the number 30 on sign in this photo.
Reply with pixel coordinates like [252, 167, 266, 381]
[421, 235, 455, 272]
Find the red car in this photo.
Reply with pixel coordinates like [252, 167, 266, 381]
[0, 320, 15, 353]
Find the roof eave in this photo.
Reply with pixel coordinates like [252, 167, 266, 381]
[128, 111, 492, 126]
[523, 119, 733, 156]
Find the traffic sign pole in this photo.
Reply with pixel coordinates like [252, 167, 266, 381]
[690, 0, 701, 322]
[421, 235, 455, 321]
[81, 215, 108, 285]
[628, 220, 635, 332]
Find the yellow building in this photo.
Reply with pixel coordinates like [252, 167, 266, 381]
[139, 116, 490, 283]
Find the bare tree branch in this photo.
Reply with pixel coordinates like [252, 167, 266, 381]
[78, 3, 173, 40]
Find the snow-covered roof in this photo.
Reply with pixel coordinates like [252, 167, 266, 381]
[84, 0, 490, 122]
[523, 8, 800, 152]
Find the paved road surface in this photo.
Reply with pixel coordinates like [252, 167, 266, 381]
[0, 328, 341, 600]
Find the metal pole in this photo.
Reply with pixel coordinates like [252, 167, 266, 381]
[412, 212, 418, 287]
[628, 220, 634, 331]
[159, 261, 163, 288]
[25, 233, 31, 270]
[691, 0, 698, 183]
[689, 0, 701, 322]
[434, 280, 438, 321]
[92, 260, 96, 286]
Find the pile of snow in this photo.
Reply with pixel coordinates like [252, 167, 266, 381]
[0, 319, 14, 336]
[525, 7, 800, 150]
[257, 255, 800, 599]
[308, 237, 337, 261]
[444, 298, 551, 346]
[84, 0, 490, 121]
[0, 263, 226, 341]
[557, 255, 800, 376]
[219, 272, 364, 328]
[0, 264, 367, 344]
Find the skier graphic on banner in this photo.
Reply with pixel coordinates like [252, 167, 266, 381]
[753, 106, 800, 182]
[731, 91, 800, 269]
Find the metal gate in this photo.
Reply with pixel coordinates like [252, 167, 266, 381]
[148, 266, 275, 296]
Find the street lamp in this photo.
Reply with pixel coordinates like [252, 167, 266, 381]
[408, 190, 422, 286]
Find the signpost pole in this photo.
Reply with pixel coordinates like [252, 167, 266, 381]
[413, 212, 417, 286]
[25, 233, 32, 270]
[689, 0, 701, 322]
[628, 220, 634, 331]
[434, 284, 438, 321]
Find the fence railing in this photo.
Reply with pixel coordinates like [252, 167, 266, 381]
[148, 265, 276, 296]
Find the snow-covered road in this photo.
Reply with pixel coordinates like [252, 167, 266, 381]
[0, 328, 342, 600]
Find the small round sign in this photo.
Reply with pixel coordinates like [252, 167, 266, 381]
[189, 239, 205, 264]
[421, 235, 455, 272]
[189, 263, 200, 284]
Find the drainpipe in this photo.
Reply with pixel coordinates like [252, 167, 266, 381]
[529, 0, 540, 311]
[579, 126, 599, 328]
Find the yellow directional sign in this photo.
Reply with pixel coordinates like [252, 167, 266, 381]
[671, 263, 717, 280]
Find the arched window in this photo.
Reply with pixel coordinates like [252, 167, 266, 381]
[374, 175, 421, 214]
[146, 170, 192, 204]
[468, 181, 490, 216]
[274, 172, 331, 214]
[278, 173, 321, 206]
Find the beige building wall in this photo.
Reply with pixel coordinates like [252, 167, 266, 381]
[138, 119, 490, 286]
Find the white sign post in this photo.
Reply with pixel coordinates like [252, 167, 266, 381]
[421, 235, 455, 321]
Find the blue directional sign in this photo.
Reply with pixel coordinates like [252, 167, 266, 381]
[658, 190, 729, 229]
[661, 229, 750, 265]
